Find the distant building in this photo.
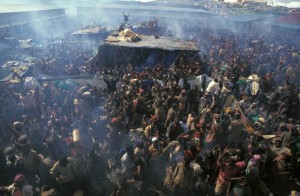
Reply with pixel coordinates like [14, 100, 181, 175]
[243, 0, 268, 2]
[223, 0, 242, 3]
[222, 0, 267, 3]
[0, 5, 66, 37]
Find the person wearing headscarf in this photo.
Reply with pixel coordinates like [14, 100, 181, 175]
[246, 154, 269, 196]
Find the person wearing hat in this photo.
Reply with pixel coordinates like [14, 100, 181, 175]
[148, 136, 164, 187]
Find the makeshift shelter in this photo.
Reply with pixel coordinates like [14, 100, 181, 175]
[88, 32, 199, 69]
[71, 25, 110, 40]
[270, 13, 300, 31]
[0, 61, 34, 82]
[254, 13, 300, 32]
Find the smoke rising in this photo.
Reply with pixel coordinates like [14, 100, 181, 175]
[269, 0, 300, 8]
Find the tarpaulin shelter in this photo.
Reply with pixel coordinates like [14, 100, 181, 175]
[0, 61, 34, 82]
[71, 25, 107, 36]
[88, 33, 199, 69]
[71, 25, 110, 41]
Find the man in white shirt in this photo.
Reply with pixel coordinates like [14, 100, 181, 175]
[206, 79, 220, 95]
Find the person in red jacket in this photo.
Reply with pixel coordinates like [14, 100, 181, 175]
[215, 148, 246, 195]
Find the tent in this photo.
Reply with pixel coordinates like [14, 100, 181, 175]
[87, 34, 199, 69]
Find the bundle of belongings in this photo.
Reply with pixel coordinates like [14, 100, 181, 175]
[106, 29, 142, 43]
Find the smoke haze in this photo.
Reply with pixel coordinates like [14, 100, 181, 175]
[270, 0, 300, 8]
[1, 0, 299, 8]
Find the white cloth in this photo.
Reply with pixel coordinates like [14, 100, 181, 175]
[248, 74, 260, 96]
[206, 80, 220, 93]
[178, 78, 195, 89]
[190, 162, 203, 176]
[121, 153, 134, 177]
[195, 74, 212, 91]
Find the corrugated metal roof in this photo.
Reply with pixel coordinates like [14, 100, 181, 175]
[0, 4, 64, 14]
[78, 4, 211, 14]
[274, 13, 300, 25]
[270, 22, 300, 30]
[226, 14, 273, 22]
[254, 13, 300, 30]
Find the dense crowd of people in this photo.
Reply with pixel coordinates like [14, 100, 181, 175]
[0, 15, 299, 196]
